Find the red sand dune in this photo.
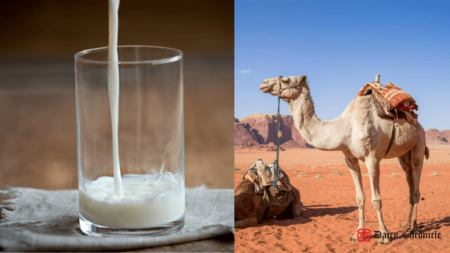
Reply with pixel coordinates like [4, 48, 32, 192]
[235, 147, 450, 252]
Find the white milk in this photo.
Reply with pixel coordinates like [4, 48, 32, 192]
[107, 0, 123, 198]
[79, 173, 185, 228]
[79, 0, 184, 228]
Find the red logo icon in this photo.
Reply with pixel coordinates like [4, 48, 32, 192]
[357, 228, 372, 242]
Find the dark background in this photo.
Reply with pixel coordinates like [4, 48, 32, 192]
[0, 0, 234, 191]
[0, 0, 232, 57]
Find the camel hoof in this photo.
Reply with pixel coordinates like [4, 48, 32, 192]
[293, 210, 302, 218]
[377, 237, 391, 245]
[399, 222, 410, 229]
[349, 234, 358, 242]
[410, 222, 419, 234]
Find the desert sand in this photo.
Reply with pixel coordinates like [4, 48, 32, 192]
[235, 146, 450, 252]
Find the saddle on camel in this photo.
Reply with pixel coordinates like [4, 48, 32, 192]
[356, 74, 419, 125]
[234, 159, 303, 229]
[356, 74, 420, 155]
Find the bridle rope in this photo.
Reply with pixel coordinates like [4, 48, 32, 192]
[272, 75, 299, 187]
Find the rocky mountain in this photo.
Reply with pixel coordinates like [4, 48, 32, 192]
[443, 130, 450, 141]
[236, 114, 450, 149]
[234, 118, 260, 149]
[425, 128, 450, 145]
[235, 113, 313, 150]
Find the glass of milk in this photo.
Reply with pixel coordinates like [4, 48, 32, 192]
[75, 46, 184, 236]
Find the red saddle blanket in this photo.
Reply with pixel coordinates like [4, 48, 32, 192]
[355, 81, 419, 122]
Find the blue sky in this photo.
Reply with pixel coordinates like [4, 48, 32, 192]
[235, 0, 450, 131]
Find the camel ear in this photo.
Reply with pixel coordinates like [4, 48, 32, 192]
[299, 75, 307, 84]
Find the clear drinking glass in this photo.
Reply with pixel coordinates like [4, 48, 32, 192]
[75, 46, 184, 237]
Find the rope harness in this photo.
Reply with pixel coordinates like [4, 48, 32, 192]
[264, 76, 300, 219]
[272, 90, 281, 187]
[272, 76, 299, 187]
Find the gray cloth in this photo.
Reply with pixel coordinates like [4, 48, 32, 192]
[0, 187, 233, 251]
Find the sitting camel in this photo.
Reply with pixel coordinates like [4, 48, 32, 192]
[235, 159, 303, 229]
[260, 75, 429, 245]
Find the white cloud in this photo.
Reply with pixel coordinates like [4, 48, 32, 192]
[236, 69, 252, 74]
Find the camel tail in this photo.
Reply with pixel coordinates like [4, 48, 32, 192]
[425, 146, 430, 160]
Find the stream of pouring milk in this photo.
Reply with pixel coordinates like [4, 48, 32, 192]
[79, 0, 184, 228]
[107, 0, 123, 199]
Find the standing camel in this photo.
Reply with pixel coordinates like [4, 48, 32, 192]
[259, 75, 429, 245]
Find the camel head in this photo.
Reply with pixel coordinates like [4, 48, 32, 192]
[252, 159, 266, 171]
[259, 75, 307, 102]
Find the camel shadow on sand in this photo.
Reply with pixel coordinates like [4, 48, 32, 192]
[416, 216, 450, 233]
[252, 204, 358, 228]
[367, 216, 450, 243]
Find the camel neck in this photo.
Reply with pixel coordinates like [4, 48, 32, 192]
[288, 85, 346, 151]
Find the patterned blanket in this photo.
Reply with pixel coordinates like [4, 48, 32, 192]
[242, 160, 294, 208]
[356, 81, 419, 124]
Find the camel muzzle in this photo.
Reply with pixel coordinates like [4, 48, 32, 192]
[259, 80, 276, 93]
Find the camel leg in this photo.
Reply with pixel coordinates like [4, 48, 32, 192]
[234, 178, 259, 229]
[398, 151, 414, 229]
[235, 217, 257, 229]
[366, 156, 391, 245]
[290, 187, 303, 217]
[344, 155, 366, 242]
[409, 143, 424, 234]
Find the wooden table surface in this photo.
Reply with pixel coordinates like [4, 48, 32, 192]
[0, 57, 234, 252]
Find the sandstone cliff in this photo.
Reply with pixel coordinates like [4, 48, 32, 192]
[235, 113, 313, 150]
[425, 128, 450, 145]
[234, 118, 260, 149]
[236, 114, 449, 149]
